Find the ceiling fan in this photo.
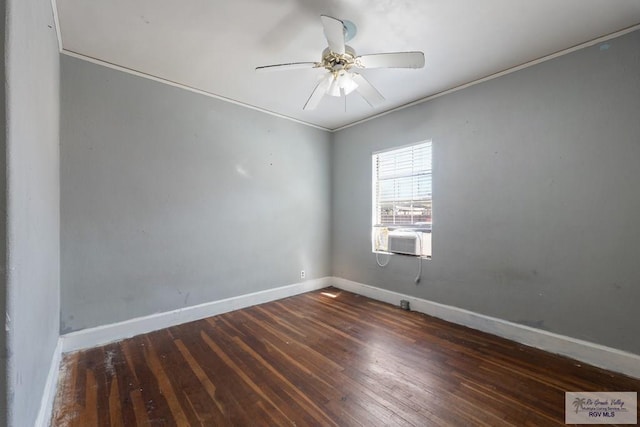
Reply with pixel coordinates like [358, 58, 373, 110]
[256, 15, 425, 110]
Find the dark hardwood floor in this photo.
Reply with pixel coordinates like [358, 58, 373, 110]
[51, 287, 640, 426]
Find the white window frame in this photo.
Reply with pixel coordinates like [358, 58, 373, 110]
[372, 140, 432, 259]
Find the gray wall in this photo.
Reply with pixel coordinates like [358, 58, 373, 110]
[61, 56, 332, 332]
[4, 0, 60, 425]
[0, 0, 7, 423]
[332, 30, 640, 355]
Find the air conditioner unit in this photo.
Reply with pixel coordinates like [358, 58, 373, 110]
[388, 231, 421, 256]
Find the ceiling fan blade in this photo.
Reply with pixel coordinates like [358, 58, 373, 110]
[304, 73, 333, 110]
[320, 15, 345, 54]
[255, 62, 320, 72]
[351, 73, 385, 107]
[356, 52, 425, 69]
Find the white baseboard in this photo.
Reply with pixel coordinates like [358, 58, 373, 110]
[53, 275, 640, 396]
[39, 275, 639, 426]
[61, 277, 332, 353]
[35, 337, 63, 427]
[330, 277, 640, 379]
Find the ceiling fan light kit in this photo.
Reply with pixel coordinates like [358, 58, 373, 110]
[256, 15, 425, 111]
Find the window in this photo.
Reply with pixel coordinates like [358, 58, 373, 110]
[372, 141, 432, 258]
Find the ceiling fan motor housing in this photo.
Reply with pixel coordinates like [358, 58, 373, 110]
[322, 46, 357, 72]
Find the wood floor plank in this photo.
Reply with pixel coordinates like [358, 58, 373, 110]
[146, 331, 210, 425]
[173, 339, 224, 415]
[111, 341, 141, 426]
[52, 353, 79, 426]
[129, 389, 150, 426]
[123, 336, 176, 425]
[107, 375, 123, 427]
[179, 325, 266, 426]
[141, 336, 192, 425]
[52, 287, 640, 426]
[199, 329, 299, 424]
[85, 346, 113, 427]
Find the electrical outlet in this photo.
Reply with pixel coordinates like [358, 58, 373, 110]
[300, 270, 306, 279]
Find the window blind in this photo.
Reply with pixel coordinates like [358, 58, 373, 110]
[373, 141, 432, 227]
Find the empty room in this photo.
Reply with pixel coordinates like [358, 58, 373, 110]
[2, 0, 640, 426]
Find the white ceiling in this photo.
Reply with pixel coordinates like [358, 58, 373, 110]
[55, 0, 640, 130]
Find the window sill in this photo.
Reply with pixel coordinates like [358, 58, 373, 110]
[375, 226, 432, 233]
[373, 250, 431, 260]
